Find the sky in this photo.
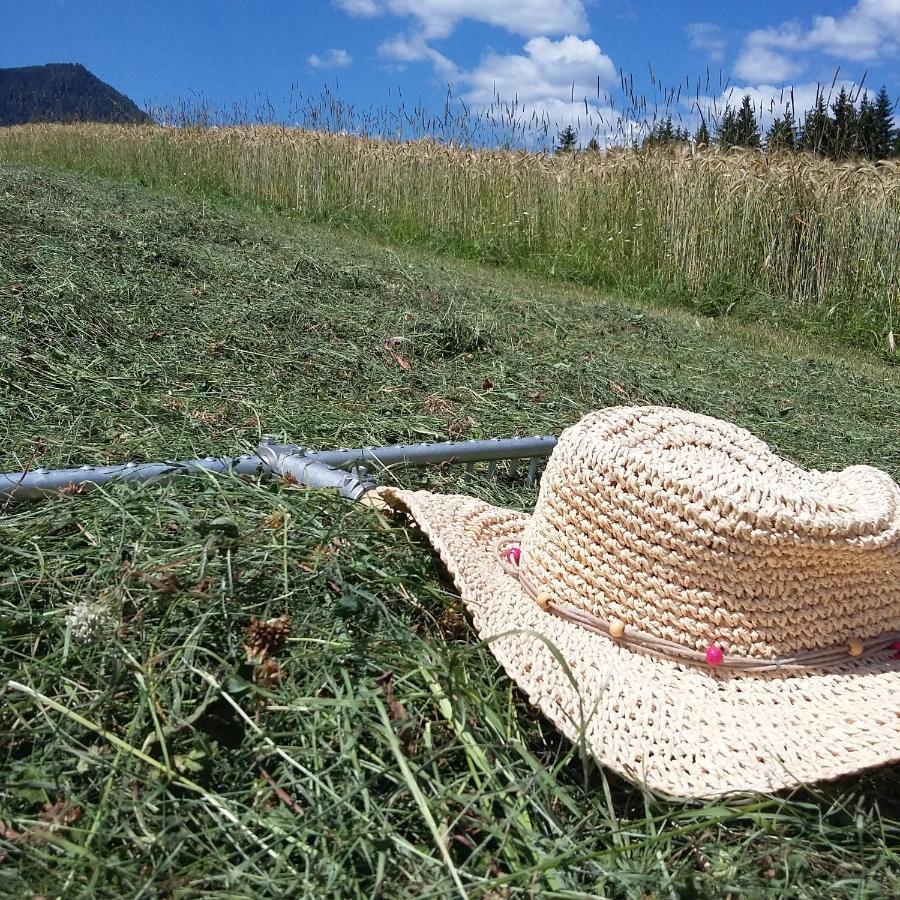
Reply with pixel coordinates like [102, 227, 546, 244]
[2, 1, 899, 143]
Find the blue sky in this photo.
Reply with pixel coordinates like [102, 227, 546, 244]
[3, 1, 898, 141]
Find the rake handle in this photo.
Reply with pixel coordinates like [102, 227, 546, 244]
[0, 435, 557, 501]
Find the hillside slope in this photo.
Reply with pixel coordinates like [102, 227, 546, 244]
[0, 63, 150, 126]
[2, 164, 898, 475]
[1, 163, 898, 897]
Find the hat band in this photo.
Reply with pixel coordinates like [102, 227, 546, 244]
[496, 540, 900, 673]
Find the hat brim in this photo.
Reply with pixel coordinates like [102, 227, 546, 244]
[381, 489, 900, 799]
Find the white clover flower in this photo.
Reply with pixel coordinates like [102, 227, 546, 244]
[66, 599, 114, 643]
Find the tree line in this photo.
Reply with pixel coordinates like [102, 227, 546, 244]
[556, 85, 899, 160]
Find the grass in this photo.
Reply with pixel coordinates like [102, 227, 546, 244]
[1, 162, 900, 898]
[0, 123, 898, 355]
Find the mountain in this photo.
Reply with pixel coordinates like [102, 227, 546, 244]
[0, 63, 151, 126]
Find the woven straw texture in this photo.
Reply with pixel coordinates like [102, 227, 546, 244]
[380, 406, 900, 798]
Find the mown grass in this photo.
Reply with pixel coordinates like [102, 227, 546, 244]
[1, 124, 898, 355]
[2, 163, 900, 898]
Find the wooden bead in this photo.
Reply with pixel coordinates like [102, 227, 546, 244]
[534, 592, 551, 610]
[847, 639, 864, 657]
[608, 619, 626, 639]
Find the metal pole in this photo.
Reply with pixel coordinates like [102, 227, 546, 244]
[256, 448, 376, 501]
[0, 455, 267, 501]
[283, 435, 558, 470]
[0, 435, 557, 502]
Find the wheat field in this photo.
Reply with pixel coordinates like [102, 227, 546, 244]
[1, 122, 898, 350]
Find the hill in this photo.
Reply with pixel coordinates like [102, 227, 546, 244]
[0, 123, 897, 354]
[0, 62, 150, 126]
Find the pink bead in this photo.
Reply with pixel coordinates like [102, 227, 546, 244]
[705, 643, 724, 667]
[505, 546, 521, 565]
[891, 641, 900, 651]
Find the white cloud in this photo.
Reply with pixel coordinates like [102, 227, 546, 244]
[806, 0, 900, 59]
[378, 33, 458, 77]
[686, 23, 727, 62]
[734, 44, 802, 83]
[735, 1, 900, 82]
[334, 0, 380, 14]
[734, 22, 807, 82]
[344, 0, 591, 95]
[455, 35, 624, 145]
[337, 0, 589, 39]
[307, 49, 353, 69]
[460, 36, 615, 107]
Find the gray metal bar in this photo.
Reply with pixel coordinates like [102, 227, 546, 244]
[256, 448, 375, 501]
[0, 435, 557, 502]
[0, 455, 265, 501]
[302, 435, 558, 470]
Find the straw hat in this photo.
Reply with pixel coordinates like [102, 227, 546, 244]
[378, 406, 900, 799]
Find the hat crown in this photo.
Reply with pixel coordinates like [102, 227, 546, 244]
[520, 407, 900, 658]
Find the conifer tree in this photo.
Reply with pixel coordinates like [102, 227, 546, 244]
[766, 106, 797, 151]
[694, 119, 710, 146]
[651, 117, 675, 146]
[643, 118, 692, 151]
[586, 136, 601, 153]
[735, 95, 761, 148]
[800, 93, 833, 156]
[873, 86, 895, 160]
[831, 87, 858, 158]
[555, 124, 578, 153]
[717, 105, 738, 147]
[856, 92, 877, 159]
[718, 96, 760, 148]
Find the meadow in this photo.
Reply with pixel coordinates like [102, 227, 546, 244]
[0, 121, 898, 354]
[1, 155, 900, 897]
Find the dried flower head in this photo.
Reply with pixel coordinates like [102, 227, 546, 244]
[244, 614, 292, 661]
[255, 656, 286, 690]
[264, 509, 286, 530]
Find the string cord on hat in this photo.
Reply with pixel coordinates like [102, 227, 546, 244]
[496, 538, 900, 673]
